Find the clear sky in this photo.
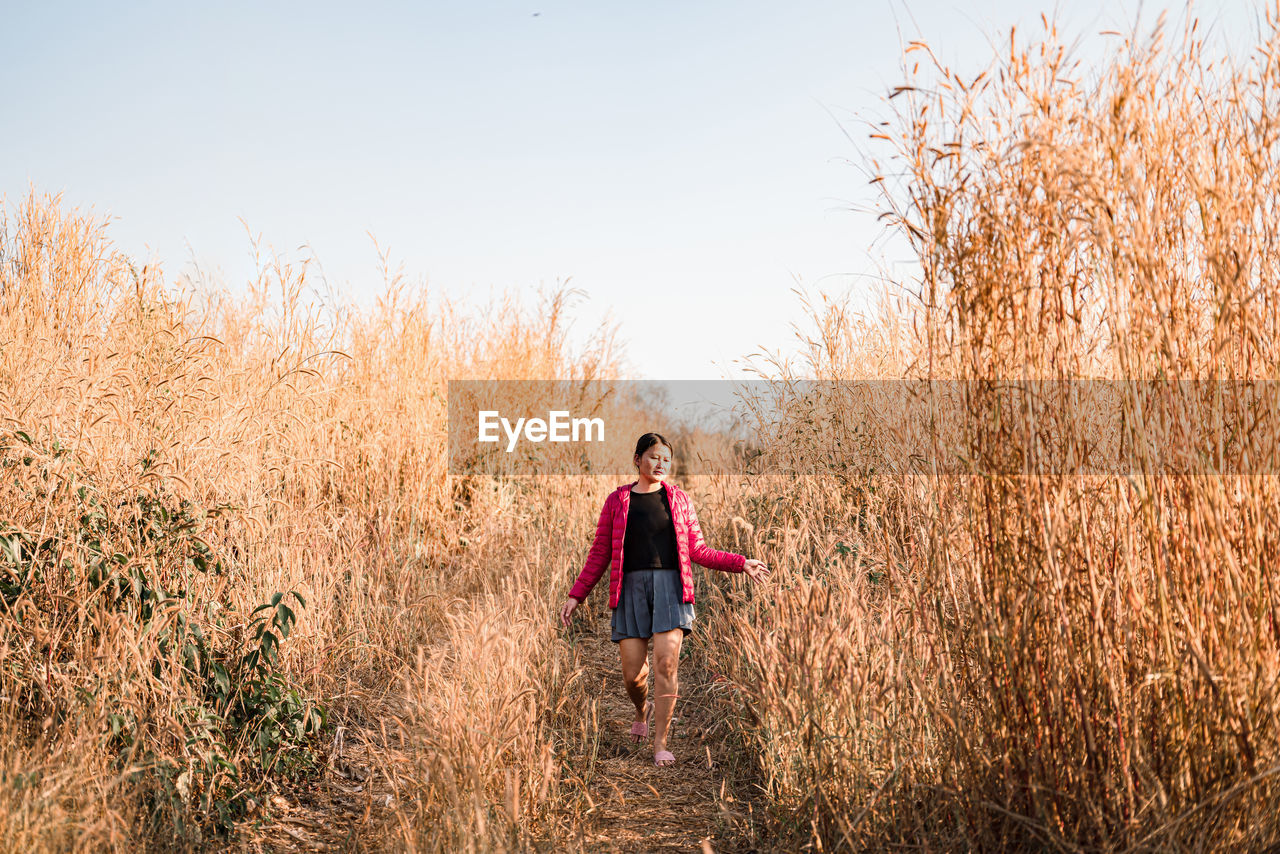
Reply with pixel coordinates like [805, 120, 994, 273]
[2, 1, 1258, 379]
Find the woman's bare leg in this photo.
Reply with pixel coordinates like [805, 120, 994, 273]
[618, 637, 650, 737]
[652, 628, 683, 762]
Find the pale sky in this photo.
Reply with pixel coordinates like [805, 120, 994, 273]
[2, 1, 1258, 379]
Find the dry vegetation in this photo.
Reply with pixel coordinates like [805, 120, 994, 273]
[700, 8, 1280, 852]
[0, 195, 634, 850]
[7, 7, 1280, 853]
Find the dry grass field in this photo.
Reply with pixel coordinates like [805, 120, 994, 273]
[4, 9, 1280, 853]
[699, 9, 1280, 851]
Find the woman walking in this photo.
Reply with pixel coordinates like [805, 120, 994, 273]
[559, 432, 770, 766]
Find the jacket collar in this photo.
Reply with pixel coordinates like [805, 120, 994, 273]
[620, 480, 680, 500]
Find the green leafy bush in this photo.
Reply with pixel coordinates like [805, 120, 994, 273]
[0, 433, 327, 841]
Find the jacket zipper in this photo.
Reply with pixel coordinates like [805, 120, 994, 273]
[614, 482, 691, 604]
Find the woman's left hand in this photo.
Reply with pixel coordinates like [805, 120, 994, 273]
[743, 558, 770, 583]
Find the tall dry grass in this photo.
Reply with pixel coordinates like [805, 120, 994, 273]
[0, 192, 625, 850]
[14, 7, 1280, 852]
[700, 8, 1280, 851]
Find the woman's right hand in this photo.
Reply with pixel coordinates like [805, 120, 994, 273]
[559, 597, 580, 626]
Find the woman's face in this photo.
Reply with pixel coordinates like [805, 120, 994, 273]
[634, 443, 672, 481]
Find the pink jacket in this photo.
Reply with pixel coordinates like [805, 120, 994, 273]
[568, 481, 746, 608]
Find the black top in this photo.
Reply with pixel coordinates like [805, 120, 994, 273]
[622, 487, 679, 572]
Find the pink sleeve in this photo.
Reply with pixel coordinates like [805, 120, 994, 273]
[687, 499, 746, 573]
[568, 494, 615, 601]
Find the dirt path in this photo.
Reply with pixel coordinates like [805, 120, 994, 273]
[563, 628, 761, 854]
[237, 626, 761, 853]
[234, 718, 395, 853]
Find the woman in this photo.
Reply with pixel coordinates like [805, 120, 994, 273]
[559, 432, 770, 766]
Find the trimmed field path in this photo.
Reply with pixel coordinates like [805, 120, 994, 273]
[245, 615, 762, 852]
[559, 623, 761, 854]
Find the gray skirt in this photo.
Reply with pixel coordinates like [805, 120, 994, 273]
[611, 568, 695, 642]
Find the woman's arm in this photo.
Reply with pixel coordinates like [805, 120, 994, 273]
[686, 499, 747, 573]
[567, 494, 615, 602]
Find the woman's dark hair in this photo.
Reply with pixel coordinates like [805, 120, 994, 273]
[634, 432, 672, 459]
